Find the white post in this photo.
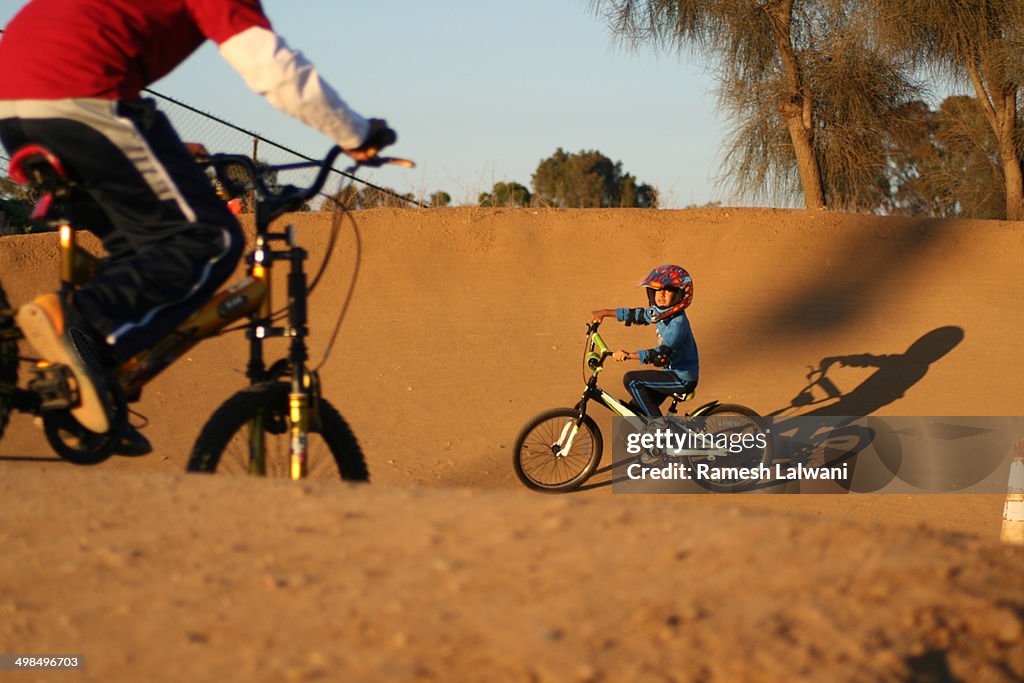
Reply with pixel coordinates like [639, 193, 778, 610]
[1000, 440, 1024, 545]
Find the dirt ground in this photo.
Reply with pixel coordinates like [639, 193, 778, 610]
[1, 207, 1022, 682]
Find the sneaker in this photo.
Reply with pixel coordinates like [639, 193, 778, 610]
[16, 293, 111, 433]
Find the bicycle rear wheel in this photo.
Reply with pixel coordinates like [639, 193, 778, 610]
[186, 381, 368, 481]
[513, 407, 603, 492]
[690, 403, 772, 493]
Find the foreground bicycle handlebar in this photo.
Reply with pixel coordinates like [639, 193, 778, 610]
[203, 146, 415, 227]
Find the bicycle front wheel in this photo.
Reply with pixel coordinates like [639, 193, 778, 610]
[186, 381, 368, 481]
[513, 407, 602, 493]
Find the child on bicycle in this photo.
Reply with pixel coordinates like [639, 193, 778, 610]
[590, 265, 699, 417]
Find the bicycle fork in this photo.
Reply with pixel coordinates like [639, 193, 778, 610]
[245, 227, 316, 479]
[554, 419, 581, 457]
[286, 234, 312, 480]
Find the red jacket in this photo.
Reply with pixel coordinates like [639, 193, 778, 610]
[0, 0, 270, 100]
[0, 0, 370, 148]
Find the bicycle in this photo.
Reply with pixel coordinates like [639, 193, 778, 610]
[512, 320, 772, 493]
[0, 143, 410, 480]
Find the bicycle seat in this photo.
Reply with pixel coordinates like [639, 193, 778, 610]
[8, 145, 74, 221]
[9, 144, 70, 191]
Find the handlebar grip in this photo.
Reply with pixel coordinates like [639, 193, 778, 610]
[356, 119, 397, 152]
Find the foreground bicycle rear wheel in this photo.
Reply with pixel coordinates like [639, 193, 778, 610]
[513, 407, 603, 492]
[186, 381, 368, 481]
[0, 283, 18, 441]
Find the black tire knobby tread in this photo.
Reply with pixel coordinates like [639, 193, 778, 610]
[513, 407, 603, 493]
[0, 283, 19, 442]
[187, 381, 368, 481]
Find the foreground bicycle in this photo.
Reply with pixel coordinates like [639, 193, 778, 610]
[513, 320, 772, 493]
[0, 144, 409, 479]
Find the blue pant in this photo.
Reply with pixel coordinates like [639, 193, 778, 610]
[624, 370, 698, 417]
[0, 98, 244, 360]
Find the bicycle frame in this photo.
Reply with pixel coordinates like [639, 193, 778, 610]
[48, 191, 312, 475]
[5, 145, 363, 477]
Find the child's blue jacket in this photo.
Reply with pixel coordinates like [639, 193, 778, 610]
[615, 307, 699, 382]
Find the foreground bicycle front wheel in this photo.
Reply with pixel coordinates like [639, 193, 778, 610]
[513, 407, 603, 493]
[187, 381, 368, 481]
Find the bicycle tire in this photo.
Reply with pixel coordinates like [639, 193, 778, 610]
[186, 381, 368, 481]
[0, 283, 17, 441]
[513, 407, 603, 493]
[689, 403, 773, 493]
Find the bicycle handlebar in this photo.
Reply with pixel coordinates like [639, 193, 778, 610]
[203, 145, 415, 226]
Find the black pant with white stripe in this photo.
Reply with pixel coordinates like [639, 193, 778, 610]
[624, 369, 698, 418]
[0, 98, 243, 359]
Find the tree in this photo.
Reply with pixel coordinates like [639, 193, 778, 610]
[591, 0, 920, 210]
[531, 148, 657, 208]
[478, 181, 531, 207]
[865, 0, 1024, 219]
[429, 191, 452, 208]
[882, 96, 1004, 218]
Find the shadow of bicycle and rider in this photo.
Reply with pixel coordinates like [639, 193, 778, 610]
[584, 326, 967, 492]
[770, 326, 965, 419]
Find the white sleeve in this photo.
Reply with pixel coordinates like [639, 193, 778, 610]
[219, 26, 369, 149]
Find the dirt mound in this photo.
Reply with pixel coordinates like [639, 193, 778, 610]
[1, 207, 1022, 681]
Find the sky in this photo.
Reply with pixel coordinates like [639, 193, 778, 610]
[0, 0, 730, 208]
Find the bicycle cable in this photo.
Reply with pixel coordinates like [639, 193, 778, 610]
[218, 172, 364, 365]
[214, 172, 349, 336]
[582, 326, 593, 385]
[312, 177, 363, 372]
[215, 160, 380, 373]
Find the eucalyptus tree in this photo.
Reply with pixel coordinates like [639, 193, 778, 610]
[478, 182, 532, 207]
[866, 0, 1024, 219]
[884, 96, 1003, 218]
[429, 191, 452, 208]
[590, 0, 920, 210]
[531, 148, 657, 208]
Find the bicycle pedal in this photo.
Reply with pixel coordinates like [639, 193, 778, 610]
[28, 363, 78, 411]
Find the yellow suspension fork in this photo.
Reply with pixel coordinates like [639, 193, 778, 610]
[246, 237, 273, 476]
[289, 372, 319, 480]
[289, 389, 308, 480]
